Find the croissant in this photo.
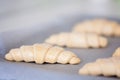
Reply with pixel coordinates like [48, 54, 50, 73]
[79, 57, 120, 77]
[5, 43, 80, 64]
[45, 32, 108, 48]
[73, 19, 120, 36]
[113, 47, 120, 57]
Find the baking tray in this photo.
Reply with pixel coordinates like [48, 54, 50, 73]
[0, 16, 120, 80]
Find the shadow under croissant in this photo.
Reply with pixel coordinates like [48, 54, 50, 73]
[51, 45, 108, 49]
[80, 74, 118, 78]
[5, 59, 80, 65]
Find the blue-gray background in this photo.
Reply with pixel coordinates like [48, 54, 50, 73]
[0, 0, 120, 31]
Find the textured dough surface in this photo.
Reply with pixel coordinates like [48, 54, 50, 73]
[73, 19, 120, 36]
[45, 32, 108, 48]
[79, 48, 120, 77]
[5, 43, 81, 64]
[79, 57, 120, 77]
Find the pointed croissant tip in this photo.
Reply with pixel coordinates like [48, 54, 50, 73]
[69, 57, 81, 64]
[45, 38, 53, 44]
[79, 67, 88, 75]
[114, 26, 120, 37]
[99, 37, 108, 48]
[116, 47, 120, 51]
[113, 47, 120, 57]
[45, 39, 49, 43]
[5, 53, 13, 61]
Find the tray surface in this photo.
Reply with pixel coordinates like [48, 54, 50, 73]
[0, 16, 120, 80]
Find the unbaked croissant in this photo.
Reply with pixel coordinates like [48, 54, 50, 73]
[73, 19, 120, 36]
[45, 32, 108, 48]
[5, 43, 80, 64]
[79, 57, 120, 77]
[113, 47, 120, 57]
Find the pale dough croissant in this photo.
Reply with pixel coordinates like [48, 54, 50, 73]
[5, 43, 80, 64]
[79, 57, 120, 77]
[113, 47, 120, 57]
[73, 19, 120, 36]
[45, 32, 108, 48]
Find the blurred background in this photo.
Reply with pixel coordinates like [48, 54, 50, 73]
[0, 0, 120, 31]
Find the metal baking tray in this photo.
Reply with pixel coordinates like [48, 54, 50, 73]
[0, 16, 120, 80]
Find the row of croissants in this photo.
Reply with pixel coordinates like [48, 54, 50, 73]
[5, 19, 120, 78]
[45, 19, 120, 48]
